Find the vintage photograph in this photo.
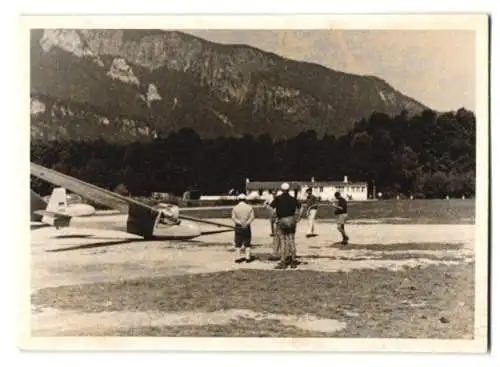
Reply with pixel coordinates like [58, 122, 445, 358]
[20, 14, 489, 352]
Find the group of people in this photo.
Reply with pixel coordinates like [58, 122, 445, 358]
[230, 183, 349, 269]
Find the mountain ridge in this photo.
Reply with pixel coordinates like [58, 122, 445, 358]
[30, 29, 429, 142]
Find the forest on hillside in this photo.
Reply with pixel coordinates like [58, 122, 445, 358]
[30, 108, 476, 199]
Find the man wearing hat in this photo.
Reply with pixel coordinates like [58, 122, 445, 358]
[231, 194, 255, 263]
[303, 187, 320, 238]
[269, 183, 302, 269]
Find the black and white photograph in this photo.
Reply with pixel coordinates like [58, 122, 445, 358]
[19, 14, 489, 352]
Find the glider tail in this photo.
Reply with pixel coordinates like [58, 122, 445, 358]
[42, 187, 68, 225]
[32, 187, 72, 228]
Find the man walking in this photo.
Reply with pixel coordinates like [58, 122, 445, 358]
[332, 191, 349, 245]
[231, 194, 255, 263]
[303, 187, 320, 238]
[270, 183, 302, 269]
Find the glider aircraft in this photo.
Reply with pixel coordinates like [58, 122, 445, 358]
[30, 162, 236, 241]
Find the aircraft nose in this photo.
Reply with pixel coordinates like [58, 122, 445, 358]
[84, 205, 96, 216]
[73, 203, 96, 216]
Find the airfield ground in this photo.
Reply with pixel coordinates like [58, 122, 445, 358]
[30, 216, 476, 339]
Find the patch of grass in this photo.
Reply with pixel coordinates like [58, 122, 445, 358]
[32, 263, 475, 339]
[168, 200, 475, 225]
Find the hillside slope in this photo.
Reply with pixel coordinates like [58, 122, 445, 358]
[30, 29, 427, 142]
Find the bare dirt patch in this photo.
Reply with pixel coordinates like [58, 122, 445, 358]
[326, 242, 466, 251]
[31, 308, 347, 336]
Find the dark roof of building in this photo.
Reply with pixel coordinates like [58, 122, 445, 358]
[246, 181, 367, 190]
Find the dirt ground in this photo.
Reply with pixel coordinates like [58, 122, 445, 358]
[29, 217, 476, 338]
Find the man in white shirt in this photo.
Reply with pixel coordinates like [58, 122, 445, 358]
[303, 187, 320, 237]
[231, 194, 255, 263]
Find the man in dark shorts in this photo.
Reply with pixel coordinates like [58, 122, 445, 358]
[333, 191, 349, 245]
[231, 194, 255, 263]
[270, 183, 302, 269]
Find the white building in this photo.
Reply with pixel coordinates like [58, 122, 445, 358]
[245, 176, 368, 201]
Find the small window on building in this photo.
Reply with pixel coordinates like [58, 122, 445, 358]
[258, 189, 263, 196]
[319, 186, 324, 192]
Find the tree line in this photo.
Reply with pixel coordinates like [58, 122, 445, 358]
[30, 108, 476, 199]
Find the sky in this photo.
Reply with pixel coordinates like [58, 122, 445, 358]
[185, 30, 476, 112]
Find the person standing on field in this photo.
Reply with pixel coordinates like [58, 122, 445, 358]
[270, 183, 302, 269]
[332, 191, 349, 245]
[231, 194, 255, 263]
[264, 190, 276, 237]
[264, 190, 281, 258]
[303, 187, 320, 238]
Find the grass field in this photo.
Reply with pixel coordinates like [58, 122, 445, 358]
[180, 199, 475, 224]
[32, 263, 474, 338]
[29, 200, 478, 341]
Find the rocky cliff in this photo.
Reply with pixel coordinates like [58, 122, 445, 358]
[30, 29, 427, 142]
